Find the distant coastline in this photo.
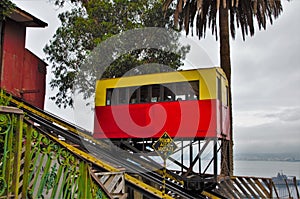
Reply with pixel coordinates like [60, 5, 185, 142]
[236, 159, 300, 162]
[234, 157, 300, 179]
[234, 152, 300, 162]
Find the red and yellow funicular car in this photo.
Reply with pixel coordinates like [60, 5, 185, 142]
[94, 67, 230, 140]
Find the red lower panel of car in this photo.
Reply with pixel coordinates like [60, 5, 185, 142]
[94, 99, 229, 139]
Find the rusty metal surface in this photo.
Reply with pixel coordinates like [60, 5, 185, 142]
[215, 175, 276, 198]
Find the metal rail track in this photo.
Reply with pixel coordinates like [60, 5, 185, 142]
[1, 93, 207, 198]
[30, 114, 202, 199]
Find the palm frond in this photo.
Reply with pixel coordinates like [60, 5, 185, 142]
[163, 0, 283, 40]
[217, 0, 220, 10]
[223, 0, 227, 9]
[163, 0, 174, 11]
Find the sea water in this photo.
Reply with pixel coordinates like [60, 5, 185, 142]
[167, 159, 300, 178]
[234, 160, 300, 179]
[234, 160, 300, 199]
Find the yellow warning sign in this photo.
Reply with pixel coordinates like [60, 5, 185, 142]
[153, 132, 177, 160]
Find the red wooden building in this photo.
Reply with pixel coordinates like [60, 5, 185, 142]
[0, 7, 48, 109]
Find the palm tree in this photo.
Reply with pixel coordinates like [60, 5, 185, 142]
[163, 0, 284, 176]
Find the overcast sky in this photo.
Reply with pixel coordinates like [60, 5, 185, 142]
[12, 0, 300, 155]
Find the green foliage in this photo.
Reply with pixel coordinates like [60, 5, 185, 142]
[45, 0, 189, 108]
[0, 0, 16, 20]
[52, 0, 82, 7]
[0, 90, 11, 106]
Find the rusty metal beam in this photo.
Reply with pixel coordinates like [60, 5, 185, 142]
[219, 180, 236, 198]
[262, 178, 276, 198]
[245, 177, 265, 198]
[233, 178, 251, 198]
[238, 177, 258, 199]
[253, 178, 271, 198]
[224, 178, 244, 198]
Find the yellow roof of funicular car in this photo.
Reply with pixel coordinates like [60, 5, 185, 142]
[95, 67, 228, 106]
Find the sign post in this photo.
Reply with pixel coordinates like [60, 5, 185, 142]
[153, 132, 177, 199]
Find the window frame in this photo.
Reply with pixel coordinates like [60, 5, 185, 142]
[105, 80, 199, 105]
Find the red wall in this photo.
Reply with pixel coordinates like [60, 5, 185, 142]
[1, 18, 25, 96]
[22, 49, 46, 109]
[0, 18, 46, 109]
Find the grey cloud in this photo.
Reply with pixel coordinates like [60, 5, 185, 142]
[234, 120, 300, 154]
[231, 1, 300, 114]
[262, 107, 300, 122]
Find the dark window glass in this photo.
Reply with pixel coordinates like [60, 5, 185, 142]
[129, 87, 139, 104]
[217, 78, 221, 101]
[225, 86, 229, 106]
[106, 81, 199, 105]
[106, 88, 113, 105]
[140, 85, 150, 103]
